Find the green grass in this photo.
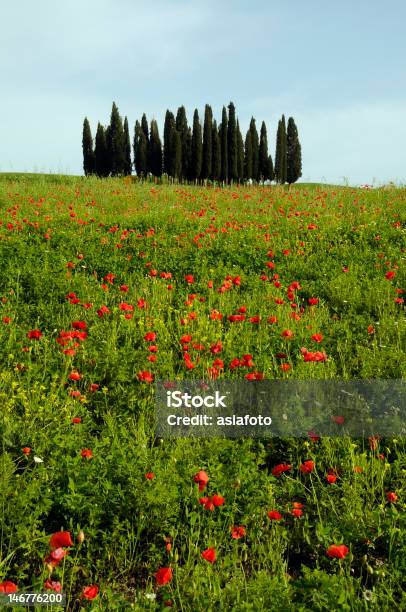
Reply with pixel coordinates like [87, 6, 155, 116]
[0, 176, 405, 610]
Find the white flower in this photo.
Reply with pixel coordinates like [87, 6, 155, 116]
[33, 456, 44, 463]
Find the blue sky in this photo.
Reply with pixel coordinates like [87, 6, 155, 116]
[1, 0, 405, 184]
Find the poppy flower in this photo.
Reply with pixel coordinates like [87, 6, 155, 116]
[308, 297, 319, 305]
[326, 474, 337, 484]
[326, 545, 349, 559]
[281, 329, 294, 338]
[138, 371, 154, 383]
[332, 416, 345, 425]
[211, 494, 225, 507]
[271, 463, 292, 477]
[144, 332, 156, 342]
[280, 363, 291, 371]
[386, 492, 398, 503]
[185, 274, 194, 284]
[311, 333, 323, 343]
[69, 371, 81, 381]
[90, 383, 99, 392]
[49, 531, 73, 550]
[22, 447, 31, 455]
[72, 321, 87, 330]
[201, 547, 216, 563]
[82, 585, 99, 600]
[145, 472, 155, 480]
[291, 508, 303, 517]
[0, 581, 17, 594]
[267, 511, 283, 521]
[44, 580, 62, 593]
[155, 567, 173, 586]
[27, 329, 42, 340]
[194, 470, 209, 491]
[385, 271, 395, 280]
[300, 460, 315, 473]
[81, 449, 92, 459]
[231, 526, 246, 539]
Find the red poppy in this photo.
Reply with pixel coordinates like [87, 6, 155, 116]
[69, 371, 81, 381]
[49, 531, 73, 550]
[332, 416, 345, 425]
[72, 321, 87, 330]
[185, 274, 194, 284]
[267, 511, 283, 521]
[231, 526, 246, 539]
[281, 329, 294, 338]
[44, 580, 62, 593]
[27, 329, 42, 340]
[138, 371, 154, 383]
[326, 474, 337, 484]
[291, 508, 303, 518]
[22, 447, 31, 455]
[0, 581, 18, 594]
[385, 271, 395, 280]
[271, 463, 292, 477]
[386, 492, 398, 503]
[144, 331, 156, 342]
[311, 333, 323, 343]
[82, 585, 99, 600]
[201, 547, 216, 563]
[145, 472, 155, 480]
[194, 470, 209, 491]
[268, 316, 278, 324]
[300, 460, 315, 474]
[90, 383, 99, 392]
[155, 567, 173, 586]
[308, 297, 319, 305]
[326, 545, 349, 559]
[211, 494, 225, 507]
[81, 449, 92, 459]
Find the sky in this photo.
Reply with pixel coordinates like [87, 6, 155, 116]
[1, 0, 405, 185]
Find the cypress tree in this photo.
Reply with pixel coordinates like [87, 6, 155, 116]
[169, 129, 182, 179]
[220, 106, 228, 183]
[259, 121, 270, 180]
[249, 117, 259, 181]
[185, 127, 193, 181]
[191, 109, 202, 181]
[211, 119, 221, 181]
[149, 119, 163, 177]
[82, 117, 95, 176]
[286, 117, 302, 184]
[141, 114, 149, 142]
[267, 155, 274, 182]
[163, 110, 176, 176]
[275, 115, 287, 184]
[244, 129, 253, 180]
[202, 104, 213, 180]
[133, 120, 141, 173]
[136, 130, 148, 177]
[94, 122, 109, 177]
[227, 102, 238, 183]
[123, 117, 132, 175]
[236, 120, 244, 182]
[176, 106, 189, 181]
[107, 102, 126, 176]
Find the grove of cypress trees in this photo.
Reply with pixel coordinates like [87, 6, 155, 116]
[286, 116, 302, 184]
[244, 129, 253, 180]
[249, 117, 259, 181]
[149, 119, 163, 177]
[274, 115, 287, 184]
[82, 117, 95, 176]
[211, 119, 221, 182]
[163, 110, 176, 176]
[202, 104, 213, 181]
[123, 117, 132, 175]
[107, 102, 126, 176]
[236, 120, 244, 182]
[176, 106, 189, 181]
[259, 121, 270, 181]
[191, 109, 202, 182]
[227, 102, 238, 183]
[95, 123, 109, 177]
[220, 106, 228, 183]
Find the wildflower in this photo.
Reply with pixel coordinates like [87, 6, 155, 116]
[231, 526, 246, 539]
[271, 463, 292, 477]
[49, 531, 73, 550]
[267, 511, 283, 521]
[326, 545, 349, 559]
[386, 492, 398, 503]
[201, 547, 216, 563]
[194, 470, 209, 491]
[0, 581, 18, 594]
[27, 329, 42, 340]
[155, 567, 173, 586]
[300, 460, 315, 474]
[81, 449, 92, 459]
[82, 585, 99, 600]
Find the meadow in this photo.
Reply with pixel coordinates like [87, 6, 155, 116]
[0, 174, 405, 611]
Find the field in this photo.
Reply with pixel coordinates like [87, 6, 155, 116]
[0, 175, 405, 611]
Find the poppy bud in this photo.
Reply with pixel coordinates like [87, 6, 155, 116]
[77, 530, 85, 544]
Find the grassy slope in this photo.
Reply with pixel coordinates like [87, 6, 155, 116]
[0, 175, 405, 611]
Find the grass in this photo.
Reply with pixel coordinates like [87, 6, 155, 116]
[0, 175, 405, 610]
